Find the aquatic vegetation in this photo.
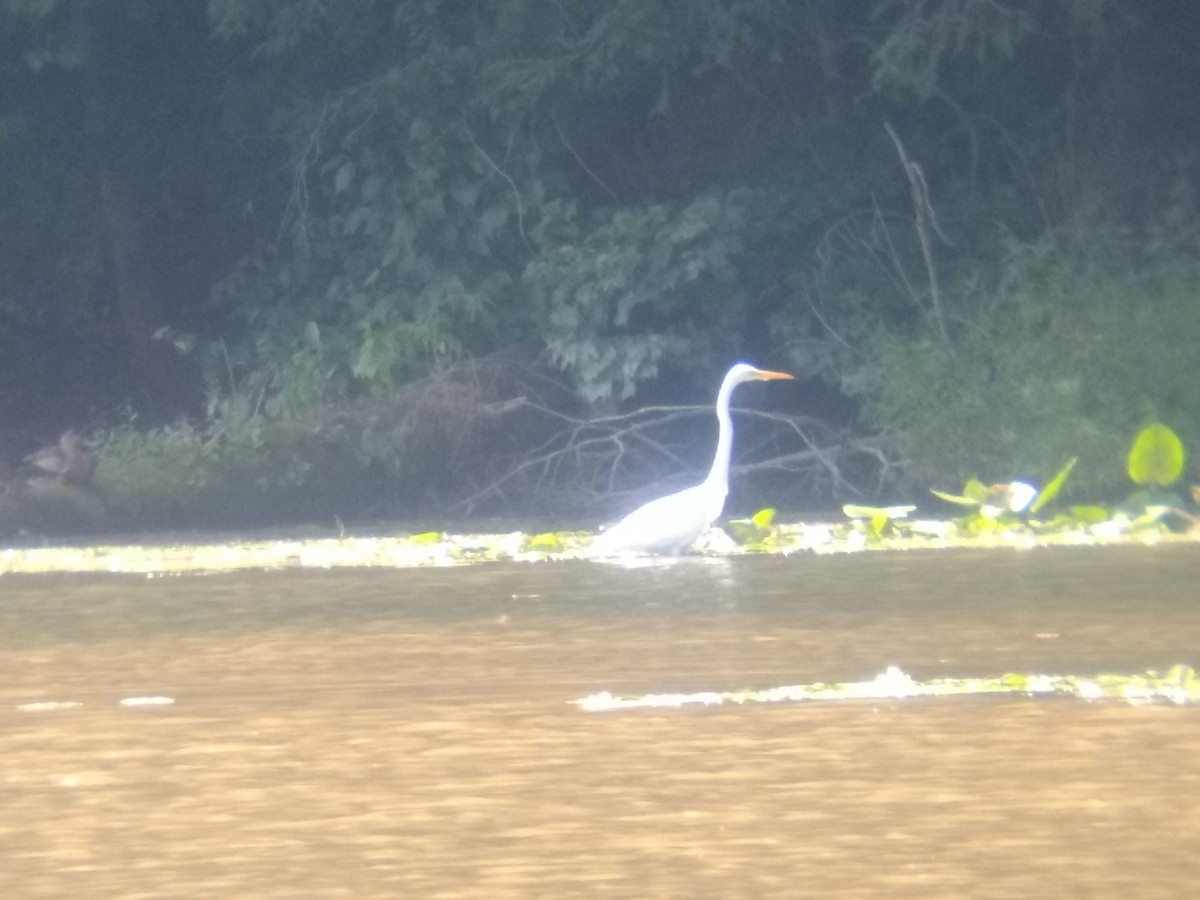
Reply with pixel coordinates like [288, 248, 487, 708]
[841, 504, 918, 541]
[919, 421, 1199, 540]
[1, 420, 1196, 575]
[928, 457, 1080, 538]
[933, 457, 1075, 521]
[525, 532, 565, 552]
[1127, 422, 1186, 488]
[1119, 423, 1196, 530]
[574, 665, 1200, 711]
[723, 507, 782, 547]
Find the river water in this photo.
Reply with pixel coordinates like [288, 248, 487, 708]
[2, 543, 1199, 898]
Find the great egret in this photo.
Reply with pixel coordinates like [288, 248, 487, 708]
[589, 362, 794, 556]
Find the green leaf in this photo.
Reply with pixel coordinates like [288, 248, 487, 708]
[930, 490, 979, 508]
[962, 478, 991, 503]
[843, 504, 916, 519]
[724, 519, 764, 545]
[1029, 457, 1077, 515]
[1069, 504, 1110, 524]
[1127, 423, 1186, 487]
[527, 532, 564, 551]
[750, 507, 776, 529]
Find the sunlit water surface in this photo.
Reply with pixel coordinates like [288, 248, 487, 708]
[2, 544, 1199, 897]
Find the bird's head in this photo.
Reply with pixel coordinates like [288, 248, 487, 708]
[726, 362, 794, 386]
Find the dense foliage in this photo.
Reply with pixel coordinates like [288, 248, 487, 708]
[2, 0, 1199, 527]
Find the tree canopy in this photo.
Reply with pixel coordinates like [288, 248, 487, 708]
[2, 0, 1199, 523]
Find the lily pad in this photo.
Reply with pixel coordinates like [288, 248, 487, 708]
[1127, 423, 1186, 487]
[725, 508, 778, 545]
[526, 532, 564, 552]
[750, 507, 776, 529]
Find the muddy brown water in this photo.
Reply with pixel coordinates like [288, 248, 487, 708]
[2, 543, 1199, 898]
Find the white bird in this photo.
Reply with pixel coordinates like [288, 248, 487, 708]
[589, 362, 794, 556]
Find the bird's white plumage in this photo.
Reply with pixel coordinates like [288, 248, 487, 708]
[589, 362, 793, 556]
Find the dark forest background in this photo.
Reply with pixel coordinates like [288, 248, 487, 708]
[2, 0, 1199, 532]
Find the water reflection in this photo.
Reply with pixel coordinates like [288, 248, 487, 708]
[2, 543, 1199, 896]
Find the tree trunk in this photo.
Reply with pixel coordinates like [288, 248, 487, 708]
[75, 0, 201, 418]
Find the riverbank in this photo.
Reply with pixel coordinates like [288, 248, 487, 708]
[1, 517, 1196, 575]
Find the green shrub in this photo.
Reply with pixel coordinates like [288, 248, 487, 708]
[94, 409, 371, 530]
[853, 217, 1200, 497]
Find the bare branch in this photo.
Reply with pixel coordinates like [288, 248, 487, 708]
[552, 113, 618, 200]
[463, 120, 534, 254]
[303, 356, 894, 518]
[885, 121, 949, 341]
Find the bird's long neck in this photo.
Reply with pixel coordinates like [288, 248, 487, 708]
[703, 374, 738, 491]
